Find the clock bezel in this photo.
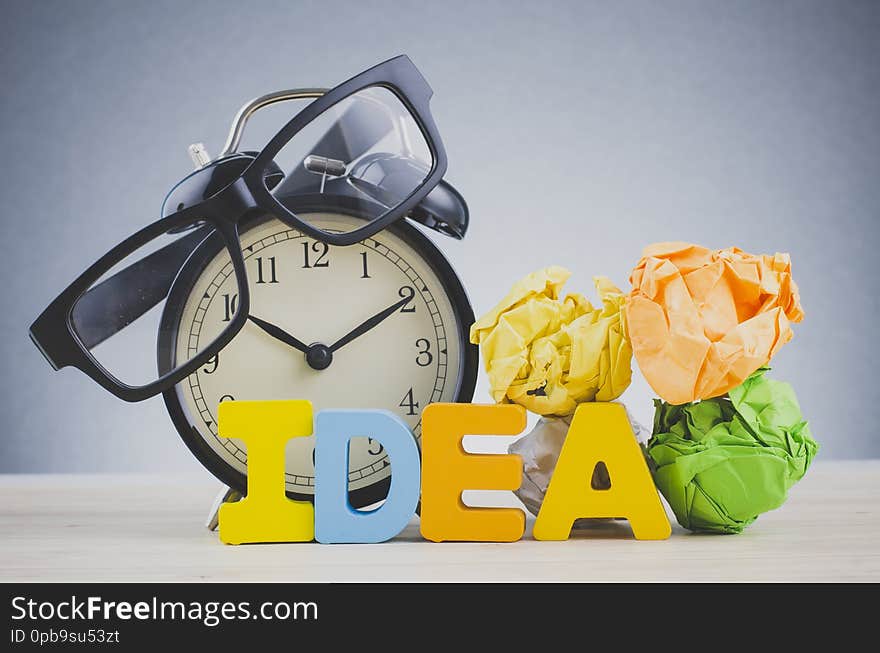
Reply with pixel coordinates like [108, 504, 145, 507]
[158, 196, 478, 508]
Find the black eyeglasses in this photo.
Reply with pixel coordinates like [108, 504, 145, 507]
[29, 55, 452, 402]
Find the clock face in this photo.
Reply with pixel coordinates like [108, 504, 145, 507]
[162, 212, 473, 503]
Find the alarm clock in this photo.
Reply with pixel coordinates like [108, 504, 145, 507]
[157, 160, 478, 508]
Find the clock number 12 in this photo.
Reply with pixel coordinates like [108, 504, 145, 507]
[302, 241, 329, 269]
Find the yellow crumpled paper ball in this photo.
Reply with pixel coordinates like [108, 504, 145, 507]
[625, 242, 804, 405]
[469, 266, 632, 417]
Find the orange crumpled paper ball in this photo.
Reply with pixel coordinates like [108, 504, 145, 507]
[625, 242, 804, 405]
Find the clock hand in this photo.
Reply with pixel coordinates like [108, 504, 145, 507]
[247, 314, 310, 354]
[329, 294, 413, 353]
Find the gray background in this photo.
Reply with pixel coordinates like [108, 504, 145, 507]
[1, 0, 877, 474]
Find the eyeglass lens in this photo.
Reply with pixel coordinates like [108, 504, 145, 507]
[69, 222, 243, 387]
[268, 86, 434, 233]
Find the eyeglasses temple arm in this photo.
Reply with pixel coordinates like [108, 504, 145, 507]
[71, 226, 214, 350]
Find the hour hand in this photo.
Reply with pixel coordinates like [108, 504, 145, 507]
[247, 314, 310, 354]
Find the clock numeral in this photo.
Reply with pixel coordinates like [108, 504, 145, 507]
[255, 256, 278, 284]
[415, 338, 433, 367]
[360, 251, 371, 279]
[222, 293, 238, 322]
[368, 437, 384, 455]
[202, 354, 219, 374]
[399, 387, 419, 416]
[302, 241, 330, 268]
[398, 286, 416, 313]
[219, 394, 235, 402]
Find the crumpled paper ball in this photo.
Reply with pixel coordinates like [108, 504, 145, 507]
[510, 409, 648, 517]
[646, 368, 817, 534]
[469, 267, 632, 416]
[625, 242, 804, 405]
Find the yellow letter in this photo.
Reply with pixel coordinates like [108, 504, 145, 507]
[533, 403, 671, 540]
[218, 400, 315, 544]
[420, 403, 526, 542]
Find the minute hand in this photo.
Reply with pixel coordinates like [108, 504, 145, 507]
[329, 295, 413, 353]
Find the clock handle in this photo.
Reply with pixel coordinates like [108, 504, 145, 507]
[220, 88, 329, 159]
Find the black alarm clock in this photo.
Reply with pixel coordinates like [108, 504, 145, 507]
[156, 145, 478, 508]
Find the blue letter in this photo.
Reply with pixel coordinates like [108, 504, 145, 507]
[314, 409, 420, 544]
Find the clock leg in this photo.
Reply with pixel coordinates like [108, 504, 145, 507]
[205, 485, 243, 531]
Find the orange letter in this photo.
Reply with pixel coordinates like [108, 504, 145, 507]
[420, 403, 526, 542]
[218, 400, 315, 545]
[533, 402, 670, 540]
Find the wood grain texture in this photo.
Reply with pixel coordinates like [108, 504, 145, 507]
[1, 461, 877, 582]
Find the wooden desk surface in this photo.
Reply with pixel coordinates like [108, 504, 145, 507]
[1, 461, 877, 582]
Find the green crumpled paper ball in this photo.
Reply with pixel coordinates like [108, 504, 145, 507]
[645, 368, 818, 534]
